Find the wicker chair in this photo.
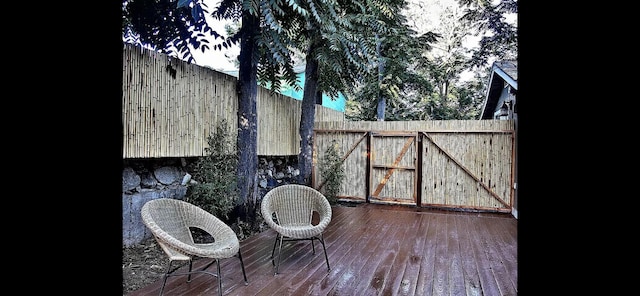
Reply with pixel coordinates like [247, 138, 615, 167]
[260, 184, 332, 275]
[141, 198, 248, 296]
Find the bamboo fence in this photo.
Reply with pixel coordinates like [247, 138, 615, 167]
[122, 43, 344, 158]
[313, 120, 515, 212]
[123, 43, 516, 212]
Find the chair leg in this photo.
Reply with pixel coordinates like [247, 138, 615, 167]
[187, 259, 193, 282]
[270, 233, 279, 266]
[237, 249, 248, 285]
[271, 234, 330, 275]
[159, 260, 175, 296]
[216, 259, 222, 296]
[274, 234, 284, 275]
[158, 257, 239, 296]
[318, 234, 330, 272]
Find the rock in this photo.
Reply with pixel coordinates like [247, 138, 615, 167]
[123, 167, 141, 192]
[181, 173, 191, 185]
[154, 166, 182, 185]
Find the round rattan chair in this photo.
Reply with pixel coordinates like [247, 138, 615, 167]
[141, 198, 248, 296]
[260, 184, 332, 275]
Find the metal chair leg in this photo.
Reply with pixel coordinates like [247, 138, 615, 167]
[270, 233, 279, 265]
[159, 261, 173, 296]
[238, 249, 248, 285]
[216, 259, 222, 296]
[318, 234, 330, 271]
[159, 259, 184, 296]
[271, 234, 330, 275]
[275, 235, 284, 275]
[158, 256, 244, 296]
[187, 259, 193, 282]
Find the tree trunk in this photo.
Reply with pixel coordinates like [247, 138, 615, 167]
[235, 11, 259, 226]
[298, 40, 320, 185]
[376, 97, 386, 121]
[376, 35, 386, 121]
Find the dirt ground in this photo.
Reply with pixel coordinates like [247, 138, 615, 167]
[122, 237, 172, 295]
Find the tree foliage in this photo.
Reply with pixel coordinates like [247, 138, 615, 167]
[123, 0, 238, 64]
[346, 0, 516, 121]
[456, 0, 518, 67]
[420, 7, 471, 94]
[344, 1, 440, 121]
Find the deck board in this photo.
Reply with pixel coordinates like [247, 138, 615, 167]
[457, 215, 483, 296]
[126, 203, 517, 296]
[353, 212, 414, 295]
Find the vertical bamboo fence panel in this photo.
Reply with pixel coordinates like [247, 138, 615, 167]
[122, 43, 344, 158]
[312, 129, 369, 202]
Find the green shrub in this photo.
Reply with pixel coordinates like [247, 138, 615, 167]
[319, 140, 345, 204]
[186, 120, 238, 220]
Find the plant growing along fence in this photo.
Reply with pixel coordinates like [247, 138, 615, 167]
[185, 120, 238, 220]
[318, 140, 345, 204]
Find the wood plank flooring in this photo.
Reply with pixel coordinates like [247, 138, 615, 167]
[126, 203, 517, 296]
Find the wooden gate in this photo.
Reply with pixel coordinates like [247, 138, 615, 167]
[369, 132, 418, 205]
[312, 120, 515, 213]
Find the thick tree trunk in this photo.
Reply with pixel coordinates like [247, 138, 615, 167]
[235, 12, 259, 226]
[298, 41, 320, 185]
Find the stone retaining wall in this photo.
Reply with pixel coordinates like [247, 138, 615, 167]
[122, 156, 300, 247]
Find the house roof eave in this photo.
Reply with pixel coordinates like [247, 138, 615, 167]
[492, 61, 518, 90]
[493, 66, 518, 90]
[479, 61, 518, 120]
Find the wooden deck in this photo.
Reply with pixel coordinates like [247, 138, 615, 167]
[126, 203, 517, 296]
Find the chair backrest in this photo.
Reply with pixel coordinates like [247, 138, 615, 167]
[142, 198, 197, 245]
[142, 198, 242, 260]
[261, 184, 332, 227]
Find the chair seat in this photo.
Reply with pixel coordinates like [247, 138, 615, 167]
[276, 224, 324, 239]
[192, 241, 239, 258]
[157, 240, 191, 261]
